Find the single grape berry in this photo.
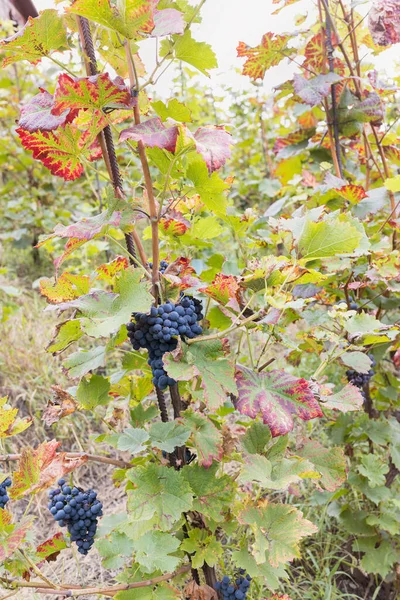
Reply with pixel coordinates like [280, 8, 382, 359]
[0, 477, 12, 509]
[214, 572, 252, 600]
[127, 295, 204, 390]
[48, 479, 103, 555]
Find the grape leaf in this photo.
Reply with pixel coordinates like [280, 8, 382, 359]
[120, 117, 179, 151]
[164, 340, 237, 410]
[321, 383, 364, 412]
[160, 30, 217, 76]
[242, 422, 272, 454]
[180, 529, 223, 568]
[35, 532, 67, 563]
[334, 184, 368, 204]
[53, 73, 133, 116]
[127, 464, 193, 530]
[341, 351, 372, 374]
[40, 272, 91, 303]
[232, 548, 287, 591]
[0, 515, 34, 561]
[76, 374, 110, 409]
[18, 89, 73, 132]
[152, 98, 192, 122]
[132, 531, 181, 573]
[105, 428, 149, 453]
[185, 156, 229, 215]
[182, 463, 234, 522]
[39, 208, 122, 244]
[193, 126, 232, 172]
[67, 0, 154, 40]
[96, 256, 129, 283]
[338, 88, 384, 137]
[235, 367, 323, 437]
[180, 410, 223, 468]
[0, 9, 68, 67]
[297, 216, 363, 260]
[238, 502, 317, 566]
[96, 531, 135, 569]
[297, 439, 347, 491]
[151, 6, 185, 36]
[293, 72, 343, 107]
[9, 440, 87, 499]
[199, 273, 241, 309]
[0, 397, 32, 439]
[238, 455, 318, 490]
[63, 346, 106, 378]
[16, 120, 104, 181]
[369, 0, 400, 46]
[358, 454, 389, 487]
[237, 32, 294, 80]
[148, 421, 191, 453]
[42, 385, 78, 426]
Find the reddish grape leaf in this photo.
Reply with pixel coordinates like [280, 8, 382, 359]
[16, 120, 104, 181]
[53, 73, 134, 116]
[18, 89, 75, 132]
[160, 215, 190, 236]
[40, 272, 91, 303]
[303, 30, 338, 72]
[0, 516, 34, 561]
[0, 9, 68, 67]
[96, 256, 129, 283]
[237, 32, 294, 80]
[10, 440, 87, 499]
[163, 257, 200, 294]
[34, 532, 67, 565]
[200, 274, 241, 311]
[235, 367, 323, 437]
[38, 208, 122, 243]
[193, 126, 232, 172]
[334, 184, 368, 205]
[42, 386, 78, 426]
[321, 383, 364, 412]
[294, 72, 343, 107]
[181, 410, 223, 468]
[369, 0, 400, 46]
[120, 116, 179, 151]
[273, 129, 313, 155]
[151, 3, 185, 37]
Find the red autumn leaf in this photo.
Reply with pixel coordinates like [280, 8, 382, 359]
[200, 273, 242, 310]
[16, 119, 104, 181]
[235, 367, 323, 437]
[164, 257, 200, 291]
[52, 73, 134, 116]
[35, 532, 67, 561]
[40, 272, 91, 303]
[334, 184, 368, 204]
[369, 0, 400, 46]
[294, 72, 343, 107]
[237, 32, 294, 80]
[42, 386, 78, 426]
[193, 126, 232, 172]
[120, 116, 179, 151]
[96, 256, 129, 283]
[160, 214, 190, 236]
[54, 238, 86, 271]
[151, 1, 185, 36]
[0, 512, 34, 561]
[9, 440, 87, 499]
[303, 30, 338, 72]
[273, 129, 313, 155]
[40, 208, 122, 243]
[18, 88, 76, 132]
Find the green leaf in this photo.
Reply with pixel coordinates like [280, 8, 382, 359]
[180, 410, 223, 468]
[341, 351, 372, 374]
[152, 98, 192, 122]
[238, 455, 318, 490]
[63, 346, 106, 378]
[182, 463, 234, 522]
[191, 216, 225, 240]
[242, 422, 272, 454]
[148, 422, 191, 453]
[298, 216, 363, 261]
[161, 30, 217, 76]
[132, 531, 181, 573]
[354, 538, 400, 578]
[366, 512, 400, 535]
[127, 464, 193, 530]
[115, 583, 179, 600]
[106, 428, 149, 453]
[96, 531, 135, 569]
[385, 174, 400, 193]
[232, 548, 287, 591]
[358, 454, 389, 487]
[164, 340, 237, 411]
[180, 528, 223, 568]
[185, 156, 228, 216]
[76, 374, 110, 410]
[81, 270, 153, 338]
[239, 503, 317, 566]
[46, 320, 83, 354]
[344, 313, 384, 336]
[297, 439, 347, 492]
[338, 88, 383, 137]
[0, 9, 68, 67]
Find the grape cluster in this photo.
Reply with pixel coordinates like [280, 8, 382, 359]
[48, 479, 103, 555]
[149, 260, 169, 274]
[0, 477, 11, 509]
[214, 572, 251, 600]
[346, 354, 376, 396]
[127, 295, 203, 390]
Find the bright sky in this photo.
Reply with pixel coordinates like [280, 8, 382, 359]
[34, 0, 397, 97]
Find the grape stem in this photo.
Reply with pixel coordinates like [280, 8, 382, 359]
[0, 453, 133, 470]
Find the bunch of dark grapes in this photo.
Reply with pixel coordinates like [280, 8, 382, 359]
[149, 260, 169, 274]
[346, 354, 376, 397]
[214, 572, 251, 600]
[0, 477, 11, 509]
[48, 479, 103, 555]
[127, 295, 203, 390]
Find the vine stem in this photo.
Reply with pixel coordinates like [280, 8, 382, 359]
[186, 311, 262, 345]
[4, 565, 191, 597]
[0, 452, 133, 469]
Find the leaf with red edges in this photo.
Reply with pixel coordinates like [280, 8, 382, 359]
[35, 532, 67, 562]
[151, 3, 185, 36]
[18, 89, 75, 132]
[303, 31, 326, 72]
[42, 386, 78, 427]
[193, 126, 232, 172]
[335, 184, 368, 204]
[163, 257, 200, 293]
[160, 217, 190, 236]
[369, 0, 400, 46]
[39, 208, 122, 243]
[16, 119, 105, 181]
[52, 73, 134, 116]
[200, 274, 241, 311]
[0, 515, 34, 561]
[0, 9, 68, 67]
[96, 256, 129, 283]
[273, 129, 313, 155]
[9, 440, 87, 499]
[120, 116, 179, 151]
[235, 367, 323, 437]
[54, 238, 86, 271]
[40, 272, 91, 304]
[237, 32, 295, 80]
